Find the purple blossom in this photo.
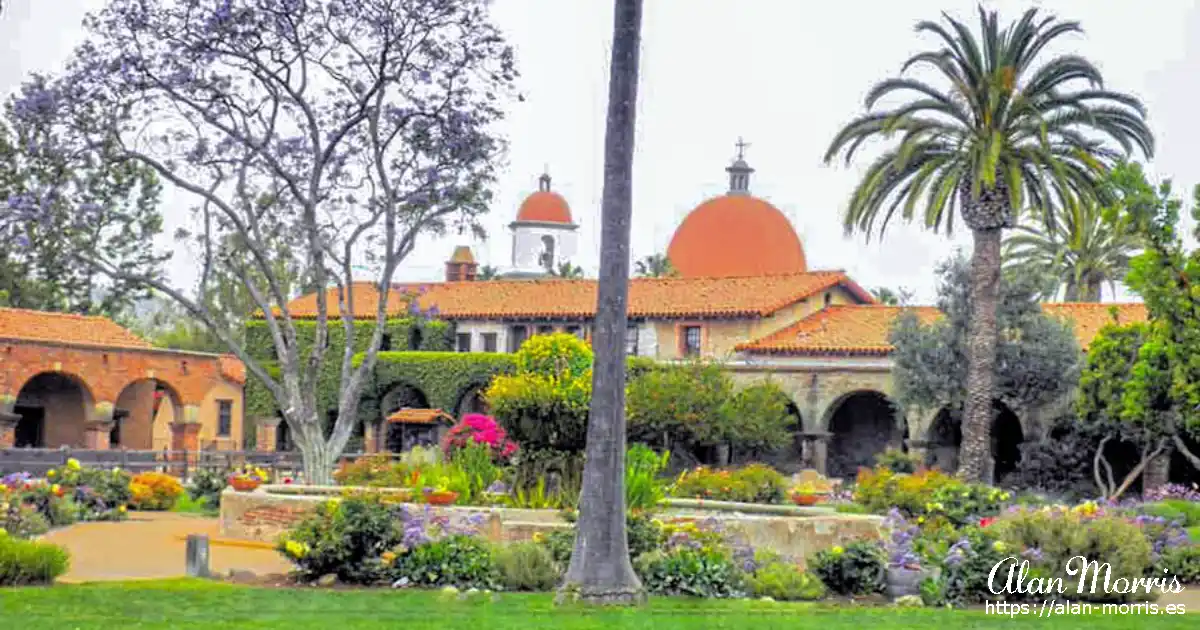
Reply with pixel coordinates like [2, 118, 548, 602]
[944, 537, 971, 567]
[485, 480, 507, 494]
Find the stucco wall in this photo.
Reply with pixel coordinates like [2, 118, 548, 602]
[152, 378, 244, 450]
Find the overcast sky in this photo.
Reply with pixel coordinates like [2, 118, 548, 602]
[3, 0, 1197, 303]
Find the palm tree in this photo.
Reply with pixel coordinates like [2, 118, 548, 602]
[561, 0, 644, 604]
[871, 287, 914, 306]
[634, 253, 676, 278]
[824, 7, 1153, 482]
[550, 261, 585, 279]
[1004, 196, 1142, 302]
[476, 265, 499, 280]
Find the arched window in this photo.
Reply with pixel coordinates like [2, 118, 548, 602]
[539, 235, 556, 270]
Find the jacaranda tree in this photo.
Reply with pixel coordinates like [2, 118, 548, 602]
[824, 7, 1153, 481]
[7, 0, 516, 483]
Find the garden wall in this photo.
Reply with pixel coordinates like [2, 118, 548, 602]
[220, 486, 883, 565]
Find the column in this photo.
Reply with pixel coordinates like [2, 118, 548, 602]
[171, 421, 202, 452]
[0, 410, 20, 449]
[83, 404, 116, 450]
[255, 417, 281, 452]
[363, 421, 381, 454]
[800, 430, 832, 476]
[904, 438, 931, 469]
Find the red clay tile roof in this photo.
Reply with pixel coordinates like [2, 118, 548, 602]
[1040, 303, 1148, 349]
[387, 408, 454, 425]
[219, 355, 247, 384]
[272, 271, 876, 321]
[0, 307, 153, 350]
[738, 302, 1150, 356]
[736, 305, 941, 356]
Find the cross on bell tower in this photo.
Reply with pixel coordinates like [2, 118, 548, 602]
[726, 137, 755, 195]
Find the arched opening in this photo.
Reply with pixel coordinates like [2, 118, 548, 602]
[454, 385, 489, 417]
[825, 390, 902, 479]
[991, 402, 1024, 482]
[116, 379, 183, 450]
[14, 372, 96, 448]
[275, 412, 295, 452]
[539, 235, 556, 270]
[755, 401, 806, 473]
[923, 401, 1025, 482]
[380, 384, 430, 453]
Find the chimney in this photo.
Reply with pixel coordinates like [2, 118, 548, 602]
[445, 246, 478, 282]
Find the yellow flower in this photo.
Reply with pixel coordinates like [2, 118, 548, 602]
[46, 470, 56, 478]
[118, 505, 127, 513]
[285, 540, 309, 559]
[66, 458, 81, 471]
[531, 532, 545, 543]
[381, 551, 397, 566]
[50, 484, 60, 494]
[917, 516, 925, 524]
[992, 541, 1006, 553]
[831, 546, 844, 556]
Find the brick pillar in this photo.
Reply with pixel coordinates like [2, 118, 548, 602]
[0, 410, 19, 449]
[171, 422, 202, 451]
[83, 404, 116, 450]
[255, 417, 281, 452]
[364, 422, 381, 454]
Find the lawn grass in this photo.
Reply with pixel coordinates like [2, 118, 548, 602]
[0, 580, 1193, 629]
[1190, 525, 1200, 543]
[170, 494, 219, 517]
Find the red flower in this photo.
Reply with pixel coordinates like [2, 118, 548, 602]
[979, 517, 996, 528]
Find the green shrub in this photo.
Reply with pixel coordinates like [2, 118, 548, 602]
[189, 468, 229, 508]
[1155, 545, 1200, 584]
[537, 511, 663, 566]
[20, 486, 79, 527]
[2, 504, 50, 539]
[279, 495, 401, 584]
[392, 534, 499, 590]
[626, 444, 669, 512]
[931, 524, 1009, 607]
[634, 546, 745, 598]
[875, 448, 920, 474]
[670, 464, 787, 504]
[0, 532, 70, 586]
[810, 541, 886, 596]
[994, 507, 1153, 603]
[747, 561, 827, 600]
[852, 466, 1008, 526]
[496, 541, 561, 591]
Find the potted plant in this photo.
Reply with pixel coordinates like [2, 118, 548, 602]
[423, 481, 459, 506]
[229, 466, 268, 492]
[789, 480, 826, 506]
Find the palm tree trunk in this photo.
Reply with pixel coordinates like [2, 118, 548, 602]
[1082, 273, 1103, 302]
[959, 226, 1001, 483]
[1063, 280, 1079, 302]
[559, 0, 645, 605]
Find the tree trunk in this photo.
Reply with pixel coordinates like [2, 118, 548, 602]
[301, 440, 336, 486]
[1141, 448, 1171, 498]
[560, 0, 644, 606]
[1082, 275, 1103, 303]
[958, 227, 1002, 483]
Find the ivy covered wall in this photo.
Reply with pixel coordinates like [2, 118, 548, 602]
[242, 317, 454, 440]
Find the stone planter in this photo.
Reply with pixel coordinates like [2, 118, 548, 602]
[886, 566, 928, 599]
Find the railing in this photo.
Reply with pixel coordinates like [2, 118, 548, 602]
[0, 447, 306, 482]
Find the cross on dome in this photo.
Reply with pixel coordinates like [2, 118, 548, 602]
[726, 137, 755, 194]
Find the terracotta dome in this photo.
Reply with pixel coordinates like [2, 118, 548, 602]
[667, 195, 807, 277]
[515, 173, 572, 224]
[516, 190, 572, 224]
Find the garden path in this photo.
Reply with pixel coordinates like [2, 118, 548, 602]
[42, 512, 293, 583]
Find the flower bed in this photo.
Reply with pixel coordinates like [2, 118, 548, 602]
[220, 484, 883, 564]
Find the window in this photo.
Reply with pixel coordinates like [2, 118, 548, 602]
[823, 292, 832, 308]
[565, 325, 582, 339]
[508, 325, 529, 352]
[539, 235, 556, 270]
[681, 326, 702, 357]
[536, 325, 555, 336]
[217, 400, 233, 437]
[456, 333, 472, 353]
[625, 324, 639, 356]
[482, 332, 498, 352]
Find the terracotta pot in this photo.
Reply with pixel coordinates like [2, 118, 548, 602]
[791, 493, 821, 506]
[229, 477, 261, 492]
[424, 490, 459, 506]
